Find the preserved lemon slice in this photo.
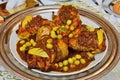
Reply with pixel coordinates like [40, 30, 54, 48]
[28, 48, 49, 58]
[97, 29, 104, 45]
[22, 16, 32, 28]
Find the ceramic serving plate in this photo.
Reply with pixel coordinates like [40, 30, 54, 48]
[0, 5, 120, 80]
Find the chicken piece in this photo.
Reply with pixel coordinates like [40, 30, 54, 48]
[26, 39, 53, 71]
[17, 15, 52, 39]
[27, 15, 51, 27]
[58, 5, 79, 24]
[27, 54, 52, 71]
[16, 15, 41, 39]
[54, 39, 69, 62]
[36, 26, 51, 42]
[17, 27, 30, 39]
[52, 12, 62, 26]
[17, 25, 39, 39]
[36, 37, 69, 62]
[69, 25, 106, 53]
[26, 36, 69, 71]
[52, 5, 81, 27]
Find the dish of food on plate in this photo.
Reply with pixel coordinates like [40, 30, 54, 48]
[0, 4, 120, 80]
[16, 5, 106, 72]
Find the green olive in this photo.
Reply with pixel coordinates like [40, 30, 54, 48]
[75, 54, 81, 59]
[59, 62, 63, 67]
[46, 43, 53, 49]
[70, 26, 75, 31]
[22, 44, 27, 48]
[55, 63, 58, 68]
[68, 33, 74, 38]
[19, 40, 25, 44]
[50, 30, 57, 38]
[63, 66, 69, 72]
[72, 57, 76, 61]
[66, 20, 72, 25]
[30, 39, 36, 46]
[63, 60, 68, 66]
[74, 60, 80, 65]
[65, 25, 69, 29]
[87, 52, 94, 58]
[20, 46, 26, 52]
[26, 42, 31, 47]
[47, 38, 53, 43]
[57, 34, 63, 39]
[68, 58, 74, 64]
[80, 58, 86, 64]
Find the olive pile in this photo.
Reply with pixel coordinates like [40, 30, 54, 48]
[54, 54, 87, 72]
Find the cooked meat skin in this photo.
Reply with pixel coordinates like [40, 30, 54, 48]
[17, 15, 52, 39]
[36, 26, 51, 42]
[58, 5, 78, 24]
[69, 25, 106, 53]
[52, 5, 81, 26]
